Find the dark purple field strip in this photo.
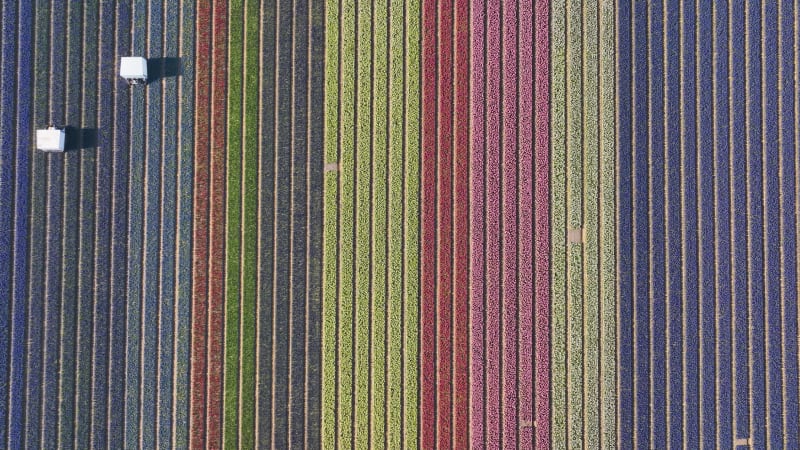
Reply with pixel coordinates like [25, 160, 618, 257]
[470, 0, 549, 447]
[110, 2, 133, 447]
[91, 0, 117, 446]
[778, 0, 800, 443]
[305, 1, 326, 445]
[24, 1, 51, 447]
[0, 0, 18, 302]
[255, 0, 277, 443]
[268, 0, 293, 445]
[0, 0, 30, 446]
[142, 0, 165, 444]
[0, 1, 194, 448]
[141, 0, 170, 446]
[58, 2, 81, 444]
[166, 0, 197, 447]
[619, 0, 800, 447]
[0, 0, 10, 438]
[125, 0, 147, 442]
[62, 1, 85, 447]
[158, 1, 179, 446]
[11, 0, 34, 445]
[76, 1, 99, 447]
[44, 3, 67, 448]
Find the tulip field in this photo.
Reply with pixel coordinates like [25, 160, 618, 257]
[3, 0, 800, 448]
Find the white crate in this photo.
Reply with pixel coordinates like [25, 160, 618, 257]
[120, 57, 148, 84]
[36, 127, 66, 152]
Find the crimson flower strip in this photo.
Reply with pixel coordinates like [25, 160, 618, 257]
[420, 0, 470, 445]
[206, 1, 228, 444]
[190, 0, 212, 447]
[420, 0, 438, 445]
[435, 0, 454, 444]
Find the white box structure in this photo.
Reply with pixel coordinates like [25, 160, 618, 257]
[36, 126, 66, 152]
[120, 57, 148, 84]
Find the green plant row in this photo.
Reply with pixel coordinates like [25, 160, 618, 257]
[223, 0, 259, 447]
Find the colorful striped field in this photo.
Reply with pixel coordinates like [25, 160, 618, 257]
[190, 0, 324, 447]
[2, 1, 800, 448]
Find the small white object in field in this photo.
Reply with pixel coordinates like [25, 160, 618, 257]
[36, 126, 66, 152]
[120, 57, 148, 84]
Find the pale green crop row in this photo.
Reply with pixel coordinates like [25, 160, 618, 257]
[551, 1, 616, 449]
[224, 0, 244, 447]
[322, 0, 420, 448]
